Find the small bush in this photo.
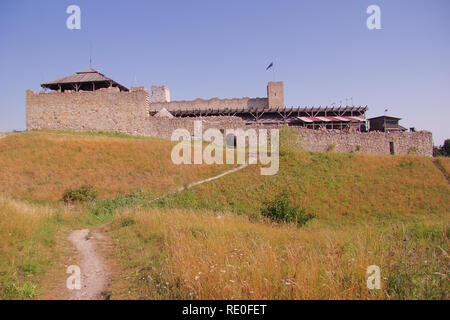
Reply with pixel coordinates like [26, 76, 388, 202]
[62, 185, 98, 203]
[261, 191, 315, 227]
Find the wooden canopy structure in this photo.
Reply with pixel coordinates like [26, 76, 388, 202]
[153, 106, 367, 118]
[41, 68, 129, 92]
[152, 105, 369, 131]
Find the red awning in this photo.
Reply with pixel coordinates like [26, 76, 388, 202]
[297, 116, 366, 123]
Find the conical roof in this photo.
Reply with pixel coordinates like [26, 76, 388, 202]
[41, 67, 129, 91]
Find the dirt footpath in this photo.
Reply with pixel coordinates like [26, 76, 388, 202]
[67, 229, 110, 300]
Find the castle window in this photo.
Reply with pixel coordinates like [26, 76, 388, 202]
[390, 142, 395, 155]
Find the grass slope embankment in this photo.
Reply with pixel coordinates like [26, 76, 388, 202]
[156, 150, 449, 220]
[0, 130, 234, 299]
[0, 197, 63, 299]
[107, 144, 448, 300]
[0, 130, 448, 300]
[107, 206, 448, 300]
[0, 131, 233, 201]
[434, 157, 450, 183]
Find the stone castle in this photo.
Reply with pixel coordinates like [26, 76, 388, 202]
[26, 68, 433, 156]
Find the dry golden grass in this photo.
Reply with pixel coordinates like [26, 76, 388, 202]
[108, 208, 448, 300]
[161, 151, 450, 219]
[0, 196, 69, 299]
[0, 131, 448, 300]
[435, 157, 450, 178]
[0, 131, 232, 201]
[106, 144, 449, 300]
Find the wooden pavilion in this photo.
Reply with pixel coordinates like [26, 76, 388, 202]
[41, 68, 129, 92]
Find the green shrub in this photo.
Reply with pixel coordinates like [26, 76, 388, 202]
[91, 191, 151, 216]
[261, 191, 315, 227]
[62, 185, 98, 203]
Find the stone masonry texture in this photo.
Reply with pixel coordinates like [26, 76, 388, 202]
[25, 87, 433, 157]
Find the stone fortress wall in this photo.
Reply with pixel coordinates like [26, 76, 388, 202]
[25, 83, 433, 157]
[149, 82, 284, 112]
[26, 86, 150, 136]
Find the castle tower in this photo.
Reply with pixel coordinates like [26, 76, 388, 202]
[267, 81, 284, 109]
[151, 85, 171, 103]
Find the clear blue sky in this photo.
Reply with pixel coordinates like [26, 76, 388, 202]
[1, 0, 449, 145]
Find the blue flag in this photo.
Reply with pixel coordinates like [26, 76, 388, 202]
[266, 62, 273, 70]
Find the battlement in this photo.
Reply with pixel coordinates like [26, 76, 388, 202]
[148, 82, 280, 113]
[267, 81, 284, 109]
[25, 80, 433, 156]
[26, 86, 150, 135]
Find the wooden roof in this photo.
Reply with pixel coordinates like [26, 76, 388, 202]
[156, 106, 368, 117]
[41, 68, 129, 91]
[368, 115, 402, 121]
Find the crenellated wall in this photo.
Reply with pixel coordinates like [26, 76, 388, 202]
[149, 81, 283, 112]
[150, 97, 269, 113]
[25, 85, 433, 157]
[26, 86, 150, 136]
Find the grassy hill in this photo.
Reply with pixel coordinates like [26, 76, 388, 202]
[107, 206, 448, 300]
[107, 143, 448, 300]
[0, 130, 448, 300]
[156, 149, 449, 220]
[0, 131, 233, 201]
[0, 197, 61, 299]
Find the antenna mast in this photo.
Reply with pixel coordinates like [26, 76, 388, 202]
[89, 41, 93, 68]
